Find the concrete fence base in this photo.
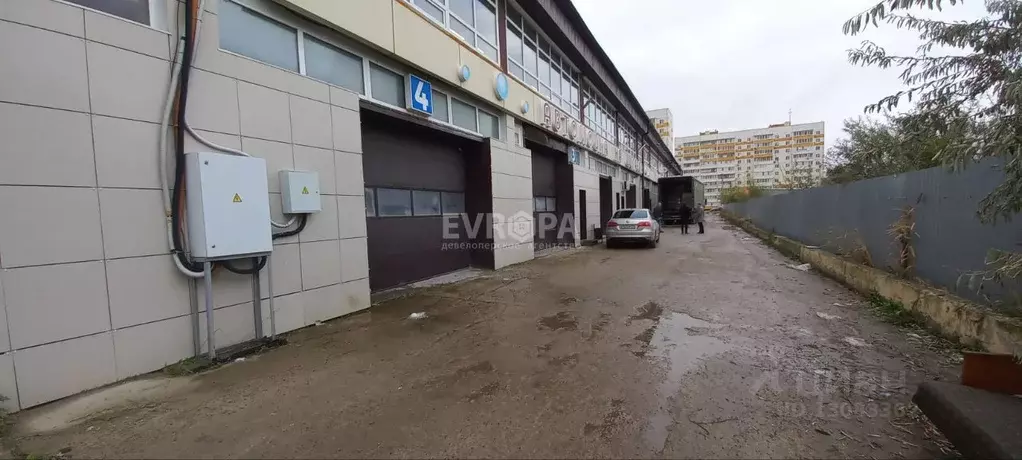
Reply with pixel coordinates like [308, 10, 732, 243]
[722, 211, 1022, 356]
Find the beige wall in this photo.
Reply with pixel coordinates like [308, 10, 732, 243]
[0, 0, 370, 410]
[278, 0, 543, 129]
[490, 131, 535, 269]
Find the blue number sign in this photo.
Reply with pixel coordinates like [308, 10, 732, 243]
[408, 74, 433, 115]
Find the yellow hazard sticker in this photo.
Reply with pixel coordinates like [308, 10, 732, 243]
[232, 193, 242, 203]
[301, 186, 310, 195]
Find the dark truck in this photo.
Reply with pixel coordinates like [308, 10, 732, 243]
[657, 176, 705, 225]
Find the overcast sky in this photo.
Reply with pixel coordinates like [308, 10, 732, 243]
[573, 0, 989, 151]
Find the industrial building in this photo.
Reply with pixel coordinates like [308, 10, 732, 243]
[0, 0, 680, 411]
[646, 108, 673, 153]
[675, 121, 825, 205]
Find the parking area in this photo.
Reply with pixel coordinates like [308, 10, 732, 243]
[7, 216, 957, 458]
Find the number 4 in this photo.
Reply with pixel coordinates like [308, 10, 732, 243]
[414, 81, 429, 110]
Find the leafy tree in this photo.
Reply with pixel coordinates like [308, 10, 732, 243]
[720, 184, 766, 203]
[824, 113, 964, 184]
[843, 0, 1021, 223]
[845, 0, 1021, 304]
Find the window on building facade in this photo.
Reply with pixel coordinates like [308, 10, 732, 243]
[583, 85, 615, 142]
[477, 110, 500, 139]
[408, 0, 498, 62]
[432, 90, 450, 122]
[219, 0, 503, 140]
[369, 63, 405, 107]
[66, 0, 164, 28]
[506, 5, 580, 118]
[618, 123, 636, 156]
[303, 35, 365, 94]
[451, 98, 477, 131]
[220, 0, 299, 71]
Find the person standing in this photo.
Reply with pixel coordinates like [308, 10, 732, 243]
[652, 201, 663, 225]
[695, 202, 705, 234]
[680, 203, 691, 234]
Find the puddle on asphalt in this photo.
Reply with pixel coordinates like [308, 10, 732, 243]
[639, 312, 736, 453]
[538, 311, 578, 331]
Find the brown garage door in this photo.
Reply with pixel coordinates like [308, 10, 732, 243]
[361, 111, 474, 292]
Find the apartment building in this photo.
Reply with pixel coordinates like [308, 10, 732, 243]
[0, 0, 680, 411]
[646, 108, 673, 154]
[675, 121, 825, 205]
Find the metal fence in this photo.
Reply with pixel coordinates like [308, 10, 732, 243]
[725, 159, 1022, 311]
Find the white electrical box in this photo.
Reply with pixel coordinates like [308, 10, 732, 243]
[279, 170, 322, 214]
[185, 152, 273, 261]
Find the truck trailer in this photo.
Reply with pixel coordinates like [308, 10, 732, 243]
[657, 176, 705, 225]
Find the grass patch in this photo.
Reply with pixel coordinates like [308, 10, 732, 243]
[163, 356, 213, 377]
[866, 292, 922, 328]
[867, 292, 986, 355]
[0, 394, 9, 437]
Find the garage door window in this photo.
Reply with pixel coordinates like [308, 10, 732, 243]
[534, 196, 555, 212]
[432, 90, 450, 123]
[412, 191, 442, 216]
[442, 192, 465, 214]
[377, 188, 412, 216]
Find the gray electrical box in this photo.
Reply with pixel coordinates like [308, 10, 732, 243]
[186, 152, 273, 261]
[279, 170, 322, 214]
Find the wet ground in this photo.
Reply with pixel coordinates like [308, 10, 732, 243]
[7, 215, 960, 458]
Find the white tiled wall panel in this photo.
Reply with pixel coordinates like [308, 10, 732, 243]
[106, 255, 192, 329]
[239, 82, 293, 143]
[83, 9, 170, 60]
[0, 0, 378, 411]
[0, 186, 104, 267]
[86, 41, 171, 123]
[0, 0, 85, 37]
[299, 240, 342, 290]
[0, 274, 8, 353]
[0, 103, 96, 187]
[99, 189, 168, 259]
[339, 237, 369, 282]
[337, 195, 368, 239]
[259, 243, 303, 299]
[113, 315, 193, 380]
[290, 95, 333, 149]
[331, 106, 362, 153]
[3, 261, 110, 349]
[14, 332, 116, 408]
[198, 302, 256, 352]
[302, 283, 344, 324]
[334, 151, 364, 196]
[299, 195, 340, 242]
[93, 116, 163, 189]
[0, 353, 18, 411]
[260, 291, 305, 336]
[293, 145, 336, 195]
[0, 21, 90, 111]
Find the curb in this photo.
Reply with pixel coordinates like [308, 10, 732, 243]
[721, 211, 1022, 356]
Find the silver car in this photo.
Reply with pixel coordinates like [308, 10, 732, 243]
[605, 208, 661, 248]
